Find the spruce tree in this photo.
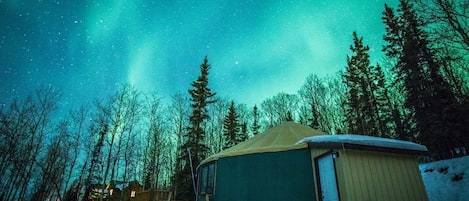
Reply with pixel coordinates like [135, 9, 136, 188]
[382, 0, 468, 158]
[286, 111, 294, 122]
[223, 101, 240, 149]
[343, 32, 366, 134]
[372, 64, 399, 138]
[343, 32, 391, 136]
[309, 104, 321, 130]
[251, 105, 260, 135]
[174, 56, 216, 200]
[239, 122, 248, 142]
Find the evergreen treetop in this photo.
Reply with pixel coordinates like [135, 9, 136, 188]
[174, 56, 217, 200]
[223, 101, 240, 150]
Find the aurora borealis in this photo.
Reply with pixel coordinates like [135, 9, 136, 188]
[0, 0, 398, 109]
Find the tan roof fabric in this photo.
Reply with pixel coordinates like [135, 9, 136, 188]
[200, 121, 326, 165]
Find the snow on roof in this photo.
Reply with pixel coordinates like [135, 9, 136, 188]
[297, 134, 428, 153]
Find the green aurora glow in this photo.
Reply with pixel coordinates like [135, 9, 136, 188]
[0, 0, 398, 108]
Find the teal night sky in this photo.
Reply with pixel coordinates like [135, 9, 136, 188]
[0, 0, 398, 109]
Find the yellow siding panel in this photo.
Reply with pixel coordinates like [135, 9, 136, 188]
[365, 151, 383, 200]
[333, 150, 428, 201]
[403, 157, 429, 200]
[399, 156, 414, 198]
[353, 152, 369, 199]
[378, 152, 397, 200]
[335, 150, 351, 200]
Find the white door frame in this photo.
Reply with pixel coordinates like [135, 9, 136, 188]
[315, 150, 340, 201]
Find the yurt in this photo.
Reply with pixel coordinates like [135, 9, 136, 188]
[196, 121, 428, 201]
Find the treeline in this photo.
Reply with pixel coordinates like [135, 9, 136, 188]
[0, 0, 468, 200]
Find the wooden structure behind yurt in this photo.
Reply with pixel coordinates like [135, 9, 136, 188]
[122, 181, 142, 201]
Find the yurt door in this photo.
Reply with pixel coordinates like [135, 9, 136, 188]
[316, 153, 339, 201]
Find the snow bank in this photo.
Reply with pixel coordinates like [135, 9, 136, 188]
[297, 134, 428, 152]
[419, 156, 469, 201]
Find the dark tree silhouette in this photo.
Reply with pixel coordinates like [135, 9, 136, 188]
[343, 32, 395, 137]
[174, 56, 216, 200]
[383, 0, 469, 158]
[251, 105, 260, 136]
[223, 101, 240, 150]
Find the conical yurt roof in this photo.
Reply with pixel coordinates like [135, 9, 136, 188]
[200, 121, 326, 165]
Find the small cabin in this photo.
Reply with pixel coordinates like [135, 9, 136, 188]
[196, 122, 429, 201]
[122, 181, 142, 201]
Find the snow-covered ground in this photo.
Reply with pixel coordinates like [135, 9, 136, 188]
[419, 156, 469, 201]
